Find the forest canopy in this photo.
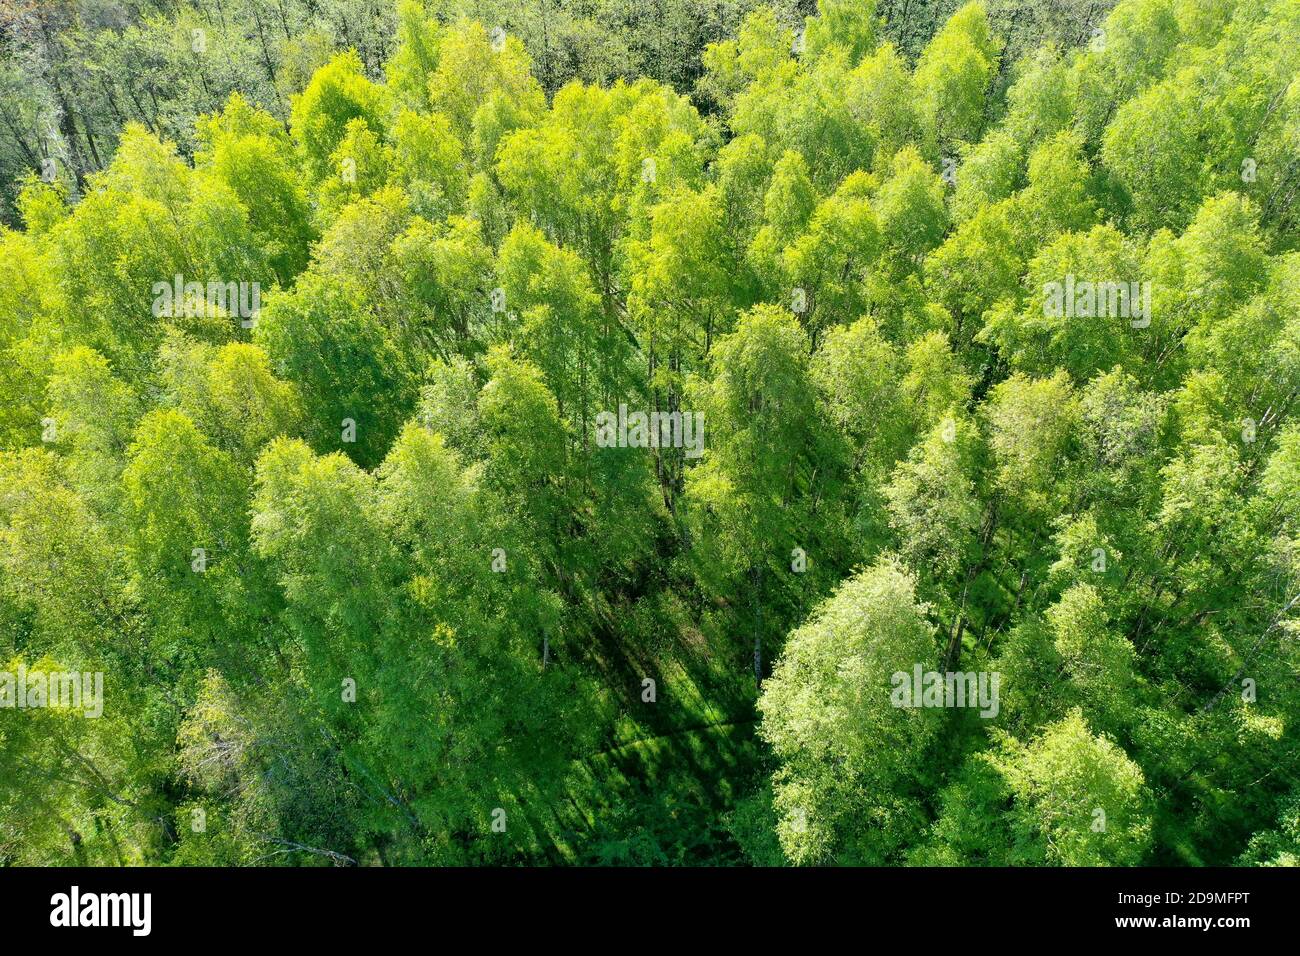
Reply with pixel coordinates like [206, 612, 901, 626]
[2, 0, 1300, 867]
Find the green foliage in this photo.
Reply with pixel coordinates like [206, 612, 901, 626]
[3, 0, 1299, 869]
[758, 560, 942, 864]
